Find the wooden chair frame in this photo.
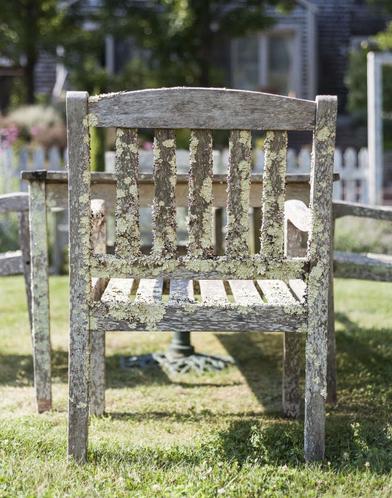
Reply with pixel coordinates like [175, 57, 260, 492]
[66, 88, 337, 463]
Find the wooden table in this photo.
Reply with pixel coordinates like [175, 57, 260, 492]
[22, 169, 330, 414]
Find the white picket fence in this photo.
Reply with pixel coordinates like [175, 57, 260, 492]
[0, 145, 66, 193]
[0, 144, 372, 203]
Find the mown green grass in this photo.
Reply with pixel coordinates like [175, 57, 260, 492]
[1, 276, 392, 497]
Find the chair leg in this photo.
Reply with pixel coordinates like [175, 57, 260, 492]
[327, 273, 337, 405]
[89, 329, 105, 416]
[304, 319, 328, 461]
[29, 180, 52, 413]
[68, 325, 91, 463]
[282, 333, 302, 418]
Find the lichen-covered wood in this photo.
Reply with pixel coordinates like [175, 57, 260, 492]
[66, 87, 337, 464]
[152, 129, 177, 257]
[67, 91, 91, 463]
[115, 128, 140, 257]
[29, 179, 52, 414]
[304, 95, 337, 462]
[260, 131, 287, 260]
[91, 253, 307, 280]
[333, 201, 392, 220]
[226, 130, 252, 257]
[188, 130, 214, 257]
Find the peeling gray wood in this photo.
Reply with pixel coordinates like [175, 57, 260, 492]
[188, 130, 214, 257]
[135, 278, 164, 304]
[258, 279, 302, 418]
[115, 128, 140, 257]
[260, 131, 287, 260]
[327, 223, 336, 406]
[304, 95, 337, 462]
[91, 254, 308, 280]
[199, 280, 228, 305]
[152, 129, 177, 257]
[101, 278, 134, 304]
[0, 251, 23, 275]
[226, 130, 252, 257]
[169, 280, 194, 304]
[229, 280, 263, 305]
[90, 199, 107, 417]
[0, 192, 29, 213]
[333, 200, 392, 220]
[29, 179, 52, 413]
[334, 250, 392, 281]
[88, 88, 316, 130]
[67, 91, 91, 463]
[91, 302, 306, 333]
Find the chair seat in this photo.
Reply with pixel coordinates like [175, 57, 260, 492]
[90, 278, 307, 333]
[334, 251, 392, 282]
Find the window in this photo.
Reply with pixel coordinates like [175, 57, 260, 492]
[231, 29, 301, 97]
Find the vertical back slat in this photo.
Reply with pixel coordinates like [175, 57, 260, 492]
[260, 131, 287, 260]
[225, 130, 252, 256]
[115, 128, 140, 257]
[152, 129, 176, 257]
[188, 129, 214, 257]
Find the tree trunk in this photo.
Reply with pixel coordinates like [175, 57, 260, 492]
[24, 53, 37, 104]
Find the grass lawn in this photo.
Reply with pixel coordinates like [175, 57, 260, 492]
[1, 276, 392, 497]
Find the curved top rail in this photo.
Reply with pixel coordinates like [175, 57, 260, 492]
[87, 87, 316, 130]
[0, 192, 29, 213]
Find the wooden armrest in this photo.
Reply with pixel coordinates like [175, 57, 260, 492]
[0, 192, 29, 213]
[285, 199, 311, 232]
[333, 201, 392, 221]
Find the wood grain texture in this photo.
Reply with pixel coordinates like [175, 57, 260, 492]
[225, 130, 252, 257]
[90, 199, 107, 417]
[334, 251, 392, 281]
[169, 280, 194, 304]
[101, 278, 134, 304]
[188, 130, 214, 257]
[88, 88, 316, 130]
[260, 131, 287, 261]
[29, 179, 52, 414]
[91, 302, 306, 333]
[152, 129, 177, 257]
[333, 201, 392, 220]
[67, 91, 91, 463]
[0, 251, 23, 275]
[91, 254, 308, 280]
[115, 128, 140, 257]
[0, 192, 29, 213]
[199, 280, 228, 305]
[304, 95, 337, 462]
[135, 279, 164, 304]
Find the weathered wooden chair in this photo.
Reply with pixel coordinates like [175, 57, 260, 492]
[66, 88, 337, 463]
[285, 198, 392, 405]
[0, 193, 32, 326]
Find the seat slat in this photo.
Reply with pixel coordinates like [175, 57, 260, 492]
[115, 128, 140, 257]
[199, 279, 228, 305]
[257, 279, 297, 304]
[225, 130, 252, 256]
[152, 129, 177, 257]
[188, 130, 214, 257]
[260, 131, 287, 260]
[288, 279, 307, 303]
[101, 278, 134, 304]
[169, 280, 194, 304]
[135, 278, 164, 304]
[229, 280, 263, 305]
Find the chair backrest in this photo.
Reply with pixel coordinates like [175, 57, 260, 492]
[66, 88, 337, 289]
